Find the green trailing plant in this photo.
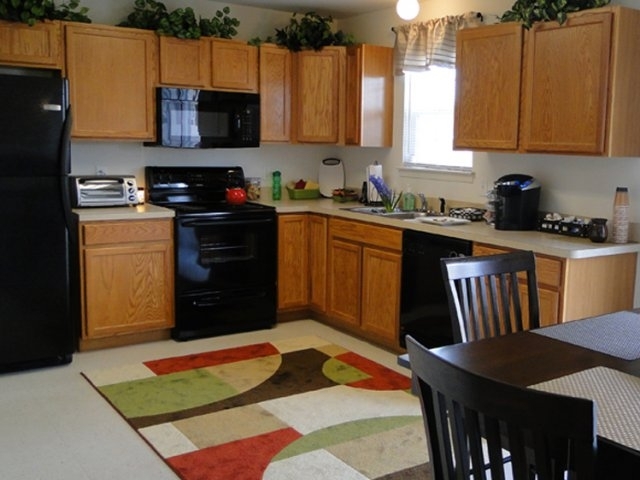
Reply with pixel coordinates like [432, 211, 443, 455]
[199, 6, 239, 39]
[117, 0, 166, 31]
[271, 12, 354, 51]
[157, 6, 199, 39]
[0, 0, 91, 26]
[118, 0, 239, 39]
[500, 0, 611, 29]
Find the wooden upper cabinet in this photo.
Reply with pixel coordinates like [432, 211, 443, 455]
[521, 12, 612, 154]
[159, 37, 258, 92]
[65, 24, 157, 140]
[293, 46, 345, 144]
[454, 22, 523, 151]
[259, 44, 291, 143]
[211, 39, 258, 92]
[0, 20, 63, 69]
[345, 44, 394, 147]
[455, 6, 640, 157]
[159, 36, 210, 87]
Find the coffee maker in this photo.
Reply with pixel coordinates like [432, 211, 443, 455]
[494, 174, 541, 230]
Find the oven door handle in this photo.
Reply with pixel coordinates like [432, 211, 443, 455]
[180, 217, 274, 228]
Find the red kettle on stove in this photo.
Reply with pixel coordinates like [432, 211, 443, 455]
[226, 187, 247, 205]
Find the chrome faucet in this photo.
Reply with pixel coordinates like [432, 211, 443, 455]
[417, 193, 427, 212]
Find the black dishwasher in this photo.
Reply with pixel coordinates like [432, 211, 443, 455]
[400, 229, 472, 348]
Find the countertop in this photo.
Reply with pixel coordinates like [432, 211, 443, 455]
[262, 196, 640, 260]
[72, 203, 175, 221]
[73, 197, 640, 260]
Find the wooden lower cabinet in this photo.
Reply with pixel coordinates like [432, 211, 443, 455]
[327, 218, 402, 349]
[277, 214, 309, 310]
[79, 219, 174, 350]
[473, 243, 636, 325]
[327, 238, 361, 325]
[277, 213, 328, 315]
[361, 247, 402, 341]
[308, 214, 328, 312]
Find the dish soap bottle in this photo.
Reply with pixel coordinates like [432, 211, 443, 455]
[272, 171, 281, 201]
[612, 186, 630, 244]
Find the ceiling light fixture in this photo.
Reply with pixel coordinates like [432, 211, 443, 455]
[396, 0, 420, 20]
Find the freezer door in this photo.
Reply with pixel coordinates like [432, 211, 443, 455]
[0, 73, 68, 176]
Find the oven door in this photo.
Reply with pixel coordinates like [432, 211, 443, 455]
[173, 214, 276, 340]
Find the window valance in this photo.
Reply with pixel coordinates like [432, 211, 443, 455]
[393, 11, 483, 74]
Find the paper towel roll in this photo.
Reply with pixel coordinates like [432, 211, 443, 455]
[367, 164, 382, 203]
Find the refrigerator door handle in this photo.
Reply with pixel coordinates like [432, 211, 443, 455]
[43, 104, 63, 112]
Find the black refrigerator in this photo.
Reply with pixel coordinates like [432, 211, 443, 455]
[0, 72, 76, 372]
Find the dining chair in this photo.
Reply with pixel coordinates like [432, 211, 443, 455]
[406, 335, 598, 480]
[440, 250, 540, 343]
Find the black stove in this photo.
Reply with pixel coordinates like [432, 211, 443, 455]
[145, 166, 277, 341]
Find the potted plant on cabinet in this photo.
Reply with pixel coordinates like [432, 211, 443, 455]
[500, 0, 610, 28]
[117, 0, 239, 39]
[249, 11, 354, 51]
[0, 0, 91, 25]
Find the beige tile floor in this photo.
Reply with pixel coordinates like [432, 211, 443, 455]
[0, 320, 409, 480]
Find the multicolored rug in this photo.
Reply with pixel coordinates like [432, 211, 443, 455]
[82, 336, 430, 480]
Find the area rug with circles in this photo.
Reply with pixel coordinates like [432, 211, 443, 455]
[82, 335, 430, 480]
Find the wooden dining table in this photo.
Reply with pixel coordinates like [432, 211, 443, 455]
[425, 310, 640, 478]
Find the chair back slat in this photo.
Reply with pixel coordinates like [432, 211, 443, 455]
[407, 336, 597, 480]
[441, 251, 540, 343]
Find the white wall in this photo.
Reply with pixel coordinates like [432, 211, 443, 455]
[74, 0, 640, 225]
[72, 0, 640, 304]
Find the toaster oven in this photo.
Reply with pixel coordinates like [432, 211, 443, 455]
[70, 175, 139, 207]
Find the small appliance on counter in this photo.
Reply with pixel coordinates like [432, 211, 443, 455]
[318, 158, 344, 197]
[70, 175, 139, 207]
[494, 174, 541, 230]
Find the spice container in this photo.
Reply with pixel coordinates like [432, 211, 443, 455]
[245, 177, 261, 200]
[612, 187, 630, 244]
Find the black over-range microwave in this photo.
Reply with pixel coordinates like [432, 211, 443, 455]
[148, 87, 260, 148]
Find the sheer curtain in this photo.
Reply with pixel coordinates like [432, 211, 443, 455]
[393, 12, 483, 74]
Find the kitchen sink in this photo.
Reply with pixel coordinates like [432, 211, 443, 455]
[342, 206, 428, 220]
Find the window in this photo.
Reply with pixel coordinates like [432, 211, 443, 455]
[402, 67, 472, 171]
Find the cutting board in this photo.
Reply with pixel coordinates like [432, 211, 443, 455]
[318, 158, 344, 197]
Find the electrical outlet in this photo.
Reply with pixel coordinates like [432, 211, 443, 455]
[96, 166, 107, 176]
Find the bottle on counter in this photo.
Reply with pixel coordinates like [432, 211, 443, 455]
[612, 186, 630, 244]
[272, 170, 281, 201]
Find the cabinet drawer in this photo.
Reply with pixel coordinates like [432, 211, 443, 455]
[329, 217, 402, 251]
[82, 220, 172, 245]
[473, 243, 563, 287]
